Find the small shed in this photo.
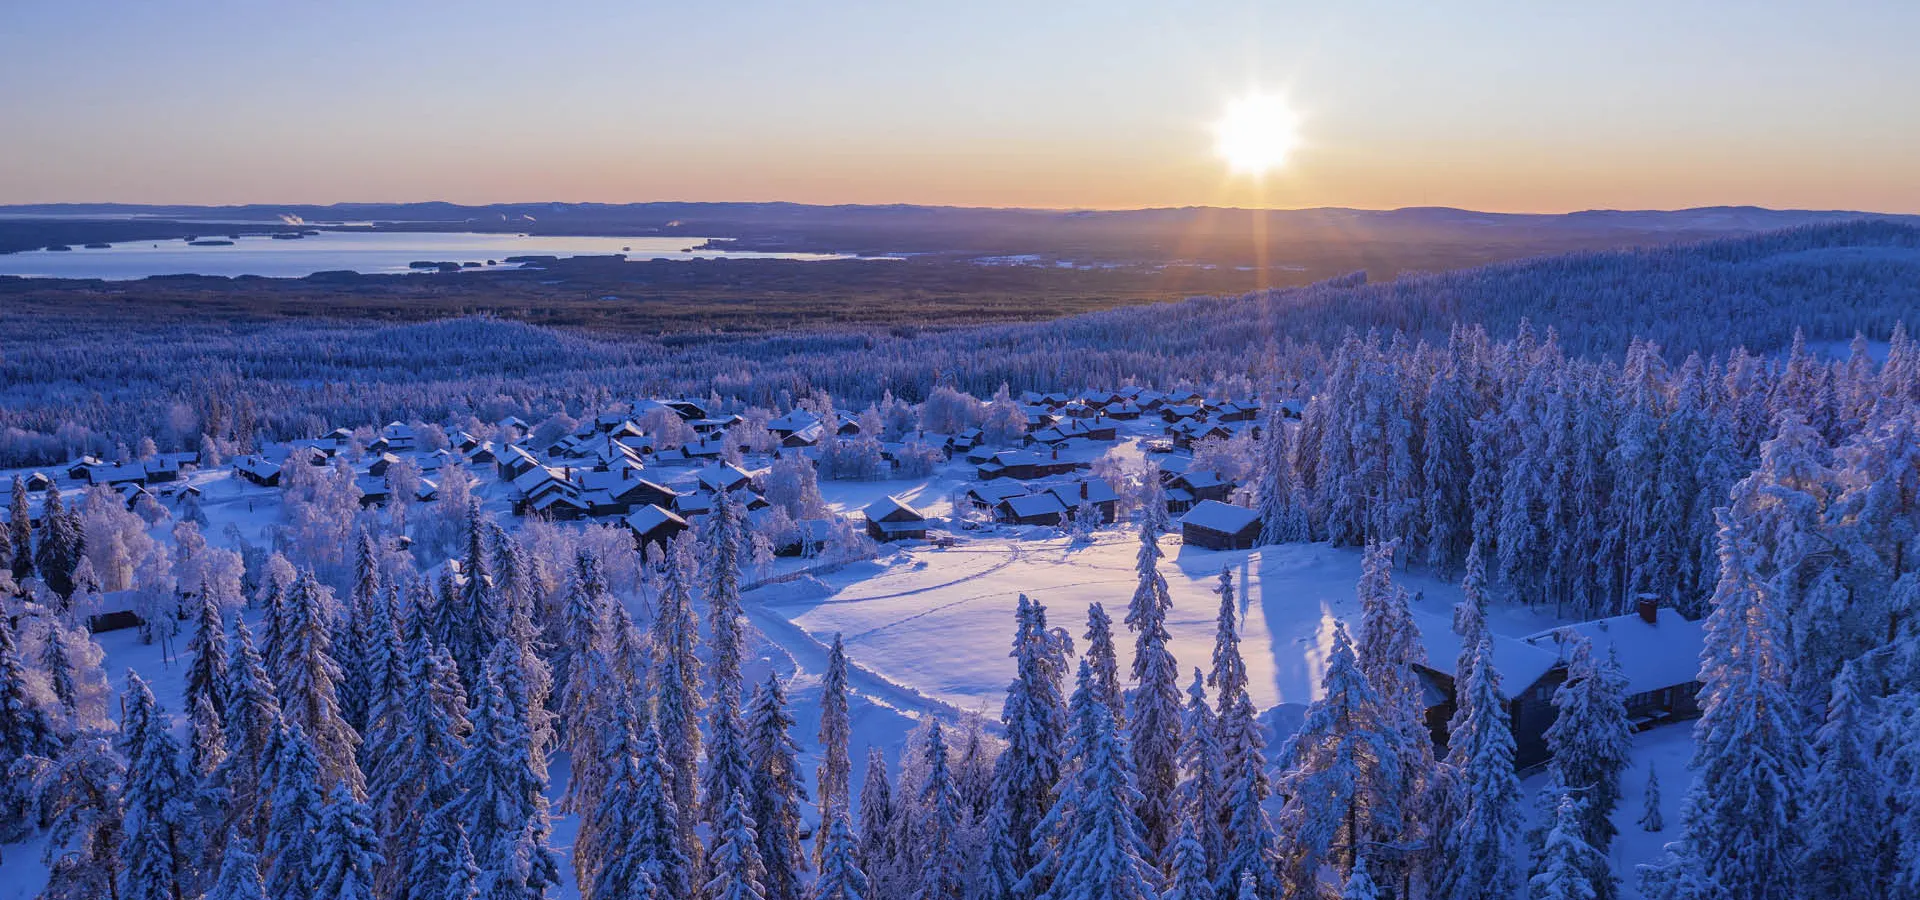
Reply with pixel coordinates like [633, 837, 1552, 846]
[1179, 500, 1260, 550]
[865, 496, 928, 542]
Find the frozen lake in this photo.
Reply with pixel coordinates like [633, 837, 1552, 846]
[0, 230, 848, 279]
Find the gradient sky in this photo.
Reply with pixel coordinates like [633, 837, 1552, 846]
[4, 1, 1918, 212]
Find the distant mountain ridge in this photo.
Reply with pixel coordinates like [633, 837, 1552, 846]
[5, 201, 1913, 268]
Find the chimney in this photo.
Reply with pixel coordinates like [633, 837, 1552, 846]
[1636, 594, 1659, 624]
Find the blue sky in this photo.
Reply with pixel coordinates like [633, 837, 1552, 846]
[4, 1, 1916, 211]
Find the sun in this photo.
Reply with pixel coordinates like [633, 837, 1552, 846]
[1212, 92, 1299, 176]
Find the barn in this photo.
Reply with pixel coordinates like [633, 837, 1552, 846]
[865, 496, 929, 542]
[1178, 500, 1260, 550]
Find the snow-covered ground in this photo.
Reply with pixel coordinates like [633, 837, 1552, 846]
[0, 439, 1699, 899]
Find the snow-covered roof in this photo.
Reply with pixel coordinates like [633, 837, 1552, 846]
[1003, 493, 1068, 518]
[625, 504, 688, 535]
[1523, 607, 1706, 697]
[1414, 610, 1562, 694]
[864, 495, 924, 523]
[1179, 500, 1258, 535]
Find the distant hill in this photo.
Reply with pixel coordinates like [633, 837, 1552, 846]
[3, 201, 1914, 271]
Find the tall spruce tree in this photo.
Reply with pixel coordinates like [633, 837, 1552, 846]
[1126, 523, 1184, 862]
[211, 619, 280, 848]
[653, 535, 705, 848]
[265, 722, 326, 900]
[1643, 511, 1808, 900]
[1444, 636, 1525, 900]
[1274, 622, 1398, 897]
[1177, 669, 1225, 879]
[913, 721, 966, 900]
[986, 595, 1068, 900]
[707, 788, 768, 900]
[119, 672, 193, 900]
[310, 784, 381, 900]
[858, 747, 897, 890]
[747, 672, 808, 900]
[811, 811, 870, 900]
[275, 569, 363, 795]
[816, 633, 854, 868]
[1798, 664, 1889, 900]
[184, 593, 229, 720]
[1536, 636, 1632, 900]
[1036, 659, 1160, 900]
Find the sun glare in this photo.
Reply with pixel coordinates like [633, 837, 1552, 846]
[1212, 92, 1299, 176]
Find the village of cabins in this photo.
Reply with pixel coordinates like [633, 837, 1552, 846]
[1, 385, 1706, 769]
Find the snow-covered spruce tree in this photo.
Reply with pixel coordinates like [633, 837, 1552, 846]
[39, 733, 126, 900]
[184, 592, 229, 720]
[1443, 636, 1524, 900]
[209, 618, 280, 848]
[555, 548, 611, 741]
[1036, 658, 1161, 900]
[1215, 690, 1278, 900]
[635, 702, 695, 900]
[407, 804, 470, 900]
[1350, 542, 1427, 883]
[1274, 621, 1399, 897]
[1534, 636, 1631, 900]
[491, 526, 556, 770]
[748, 672, 809, 900]
[858, 746, 897, 891]
[8, 475, 31, 581]
[311, 783, 381, 900]
[816, 632, 853, 868]
[1640, 511, 1808, 900]
[451, 503, 501, 690]
[913, 720, 967, 900]
[1255, 405, 1310, 546]
[206, 831, 267, 900]
[357, 582, 409, 773]
[1083, 602, 1123, 723]
[1209, 568, 1247, 711]
[1638, 765, 1663, 833]
[1532, 790, 1602, 900]
[369, 638, 468, 900]
[704, 491, 755, 839]
[707, 787, 769, 900]
[584, 696, 645, 900]
[34, 486, 83, 598]
[0, 613, 58, 837]
[1799, 664, 1891, 900]
[812, 810, 870, 900]
[1177, 668, 1224, 878]
[275, 569, 363, 796]
[451, 641, 562, 900]
[986, 594, 1069, 900]
[704, 685, 757, 874]
[119, 672, 194, 900]
[1165, 819, 1217, 900]
[1126, 522, 1184, 863]
[265, 721, 326, 900]
[706, 487, 749, 693]
[653, 534, 705, 844]
[186, 692, 230, 876]
[335, 530, 381, 735]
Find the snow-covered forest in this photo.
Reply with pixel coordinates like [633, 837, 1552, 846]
[2, 221, 1917, 467]
[2, 223, 1918, 900]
